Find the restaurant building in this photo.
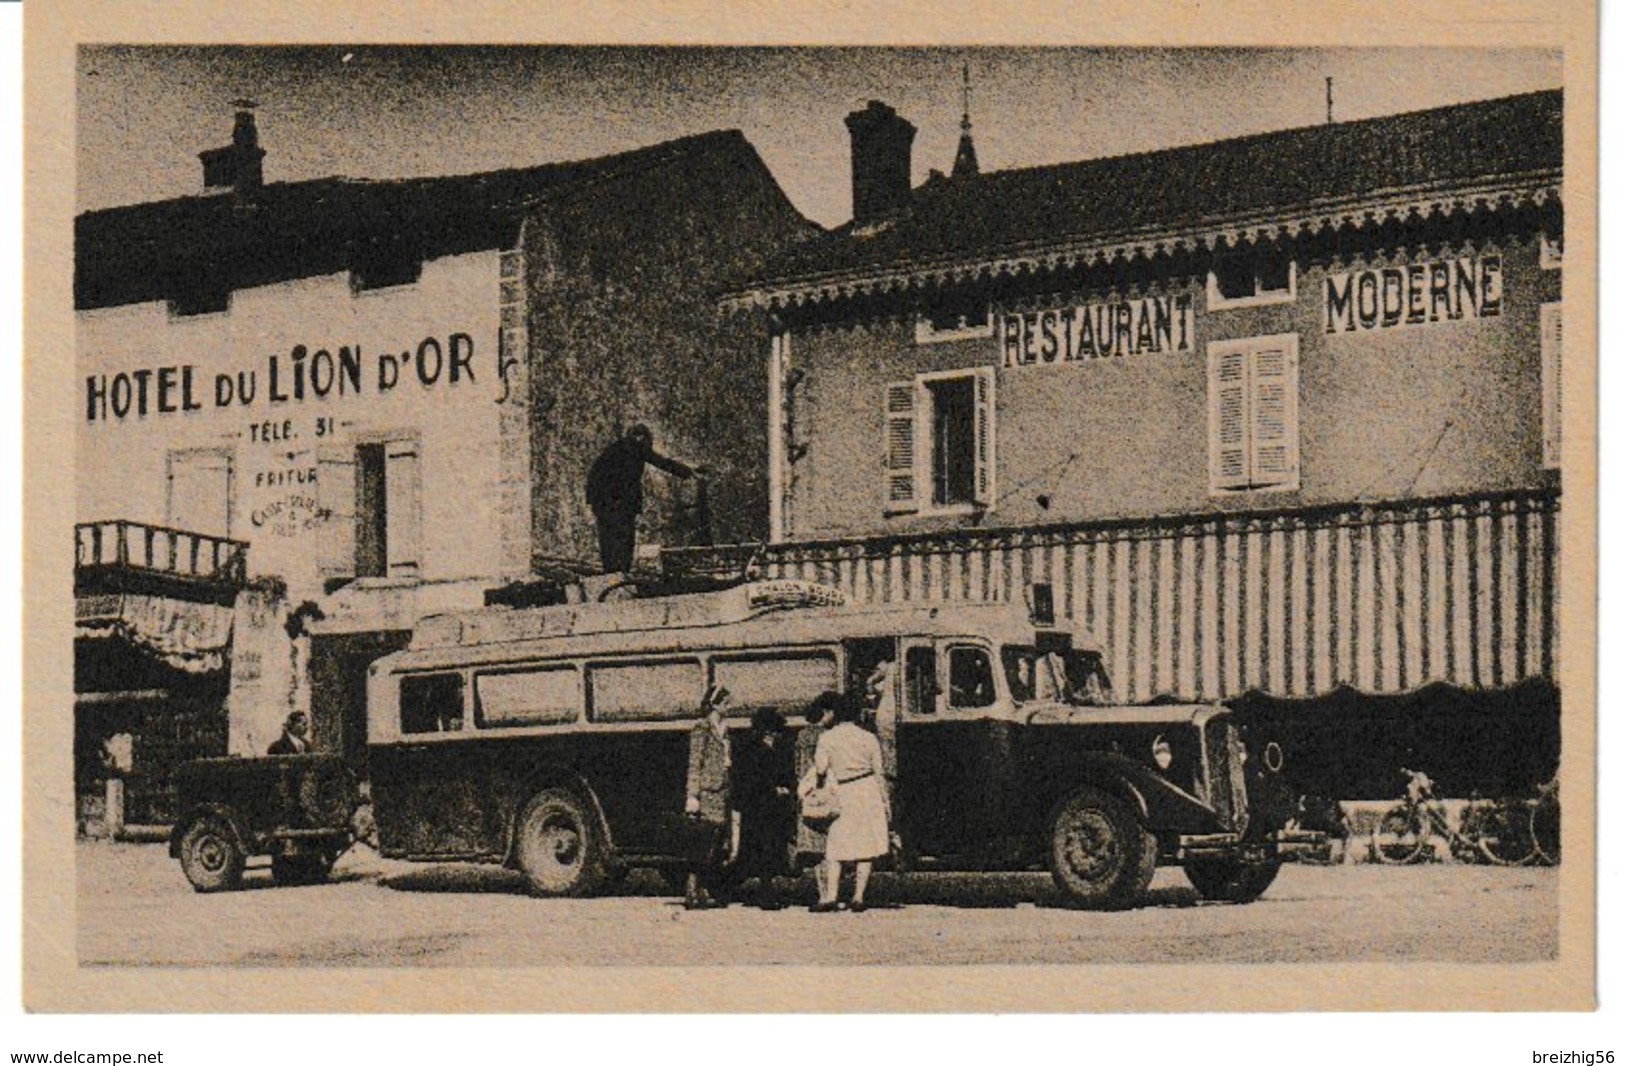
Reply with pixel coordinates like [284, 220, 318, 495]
[75, 107, 813, 810]
[689, 91, 1564, 795]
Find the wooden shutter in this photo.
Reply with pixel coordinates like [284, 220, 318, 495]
[883, 380, 919, 514]
[1542, 302, 1562, 469]
[166, 449, 233, 537]
[385, 438, 422, 577]
[1249, 335, 1299, 490]
[1208, 343, 1251, 492]
[315, 445, 357, 579]
[973, 367, 996, 507]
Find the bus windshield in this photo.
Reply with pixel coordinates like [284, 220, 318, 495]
[1001, 645, 1112, 706]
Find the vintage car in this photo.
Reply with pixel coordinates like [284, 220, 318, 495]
[168, 753, 357, 892]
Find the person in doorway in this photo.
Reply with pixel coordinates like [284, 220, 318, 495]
[794, 691, 839, 900]
[809, 693, 891, 913]
[683, 684, 733, 909]
[729, 707, 797, 908]
[585, 423, 699, 574]
[268, 711, 311, 755]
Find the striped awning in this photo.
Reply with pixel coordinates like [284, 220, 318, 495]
[75, 593, 234, 674]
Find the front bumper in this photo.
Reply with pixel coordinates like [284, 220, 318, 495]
[1177, 829, 1331, 864]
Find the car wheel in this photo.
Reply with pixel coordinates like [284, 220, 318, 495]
[514, 788, 608, 897]
[179, 816, 246, 893]
[1048, 786, 1155, 909]
[1185, 858, 1281, 903]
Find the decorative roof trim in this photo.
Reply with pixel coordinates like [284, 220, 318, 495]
[722, 171, 1561, 312]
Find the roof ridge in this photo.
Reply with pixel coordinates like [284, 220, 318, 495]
[77, 127, 750, 221]
[944, 88, 1561, 188]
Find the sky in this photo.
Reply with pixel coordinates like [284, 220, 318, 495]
[77, 46, 1562, 227]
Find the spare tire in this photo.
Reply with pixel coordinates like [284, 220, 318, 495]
[298, 760, 356, 828]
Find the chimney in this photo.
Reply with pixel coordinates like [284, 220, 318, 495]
[845, 100, 916, 226]
[199, 99, 266, 193]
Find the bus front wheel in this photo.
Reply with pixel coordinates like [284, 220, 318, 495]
[515, 788, 608, 897]
[1048, 787, 1156, 909]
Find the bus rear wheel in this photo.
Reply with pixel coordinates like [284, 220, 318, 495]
[515, 788, 608, 897]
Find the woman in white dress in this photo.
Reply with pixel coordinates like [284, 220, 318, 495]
[809, 694, 891, 913]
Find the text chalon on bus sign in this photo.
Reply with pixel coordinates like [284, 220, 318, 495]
[1323, 255, 1503, 335]
[84, 332, 478, 423]
[1001, 293, 1196, 368]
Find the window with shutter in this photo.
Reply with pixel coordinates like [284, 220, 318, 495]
[1542, 302, 1562, 469]
[884, 381, 919, 513]
[166, 448, 234, 536]
[1208, 334, 1300, 494]
[893, 367, 999, 516]
[385, 439, 422, 577]
[973, 367, 995, 506]
[315, 445, 358, 579]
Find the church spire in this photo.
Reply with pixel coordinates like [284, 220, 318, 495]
[952, 61, 979, 179]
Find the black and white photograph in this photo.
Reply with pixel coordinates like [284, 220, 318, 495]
[17, 0, 1601, 1035]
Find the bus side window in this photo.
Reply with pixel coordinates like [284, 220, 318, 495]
[947, 646, 996, 709]
[904, 646, 937, 715]
[401, 673, 466, 734]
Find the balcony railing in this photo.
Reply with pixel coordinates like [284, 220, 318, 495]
[75, 521, 248, 604]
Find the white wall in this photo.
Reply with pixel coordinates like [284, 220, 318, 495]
[76, 251, 508, 600]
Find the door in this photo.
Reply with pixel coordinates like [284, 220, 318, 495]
[895, 641, 1005, 860]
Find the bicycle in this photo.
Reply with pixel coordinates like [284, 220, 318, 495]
[1530, 777, 1560, 866]
[1368, 768, 1535, 866]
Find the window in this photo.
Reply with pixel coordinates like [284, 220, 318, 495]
[712, 652, 839, 714]
[168, 288, 231, 318]
[166, 448, 233, 536]
[400, 673, 465, 734]
[914, 296, 993, 344]
[947, 645, 997, 709]
[588, 659, 705, 722]
[339, 437, 422, 580]
[1540, 235, 1562, 271]
[1207, 249, 1296, 309]
[350, 235, 423, 292]
[475, 667, 581, 728]
[1208, 334, 1300, 495]
[1542, 302, 1562, 469]
[903, 646, 938, 716]
[883, 367, 996, 514]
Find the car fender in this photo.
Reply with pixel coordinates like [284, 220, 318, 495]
[1068, 752, 1227, 836]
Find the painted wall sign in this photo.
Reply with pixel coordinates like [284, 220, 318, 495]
[84, 331, 478, 422]
[1324, 255, 1503, 335]
[1001, 294, 1195, 367]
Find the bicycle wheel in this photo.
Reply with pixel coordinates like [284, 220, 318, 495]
[1531, 793, 1561, 866]
[1369, 806, 1427, 865]
[1473, 801, 1536, 867]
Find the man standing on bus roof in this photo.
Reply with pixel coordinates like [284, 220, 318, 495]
[585, 423, 700, 574]
[684, 684, 733, 909]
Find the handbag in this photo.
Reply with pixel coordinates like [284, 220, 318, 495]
[799, 768, 840, 827]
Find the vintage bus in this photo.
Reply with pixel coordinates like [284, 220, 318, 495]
[364, 579, 1322, 908]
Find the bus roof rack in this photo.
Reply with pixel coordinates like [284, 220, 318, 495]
[416, 579, 848, 649]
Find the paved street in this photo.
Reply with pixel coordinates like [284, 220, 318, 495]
[77, 840, 1557, 967]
